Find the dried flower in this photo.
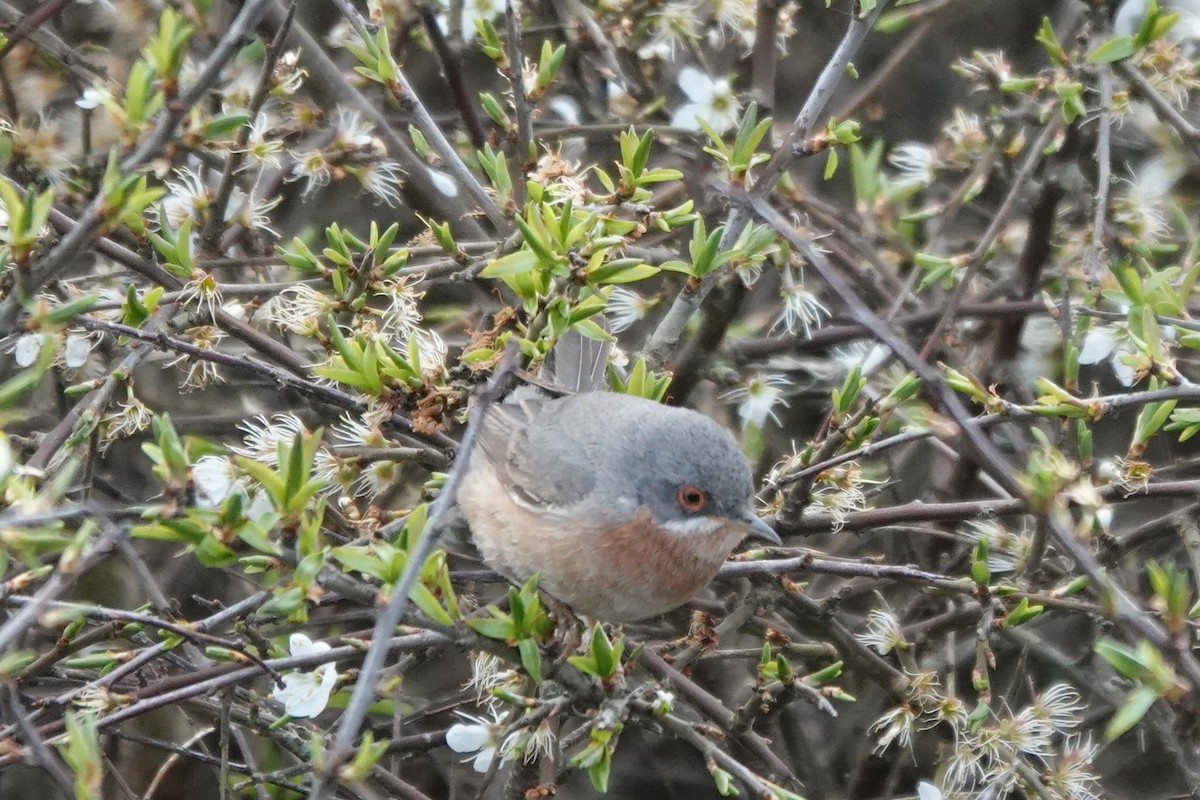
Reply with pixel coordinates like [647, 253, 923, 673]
[856, 608, 907, 655]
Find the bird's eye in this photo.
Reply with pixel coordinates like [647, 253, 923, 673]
[676, 484, 708, 513]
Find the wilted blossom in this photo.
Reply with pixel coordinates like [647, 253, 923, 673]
[856, 608, 907, 655]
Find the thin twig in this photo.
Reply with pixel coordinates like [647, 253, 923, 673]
[325, 4, 508, 231]
[1088, 66, 1114, 286]
[1117, 59, 1200, 156]
[73, 316, 457, 451]
[504, 0, 533, 210]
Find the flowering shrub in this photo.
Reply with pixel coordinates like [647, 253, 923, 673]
[3, 1, 1200, 799]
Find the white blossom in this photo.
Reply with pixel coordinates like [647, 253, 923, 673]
[501, 719, 556, 765]
[12, 332, 45, 367]
[437, 0, 505, 40]
[426, 166, 459, 198]
[0, 434, 13, 483]
[165, 325, 226, 390]
[464, 652, 517, 710]
[638, 2, 701, 60]
[707, 0, 757, 51]
[721, 374, 791, 428]
[773, 266, 829, 337]
[445, 710, 511, 773]
[1076, 319, 1165, 387]
[1114, 0, 1200, 41]
[75, 86, 109, 110]
[226, 187, 281, 237]
[670, 67, 741, 134]
[1045, 734, 1102, 800]
[272, 633, 338, 719]
[179, 271, 222, 319]
[352, 159, 405, 207]
[193, 455, 244, 508]
[916, 782, 943, 800]
[889, 142, 939, 186]
[101, 389, 154, 452]
[239, 114, 285, 171]
[229, 414, 307, 466]
[264, 284, 333, 335]
[650, 689, 675, 715]
[408, 328, 447, 376]
[159, 167, 211, 230]
[871, 704, 917, 752]
[605, 287, 656, 333]
[293, 150, 331, 197]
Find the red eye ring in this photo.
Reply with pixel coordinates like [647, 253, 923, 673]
[677, 484, 708, 513]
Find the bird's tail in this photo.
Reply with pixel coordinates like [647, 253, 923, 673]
[543, 324, 612, 394]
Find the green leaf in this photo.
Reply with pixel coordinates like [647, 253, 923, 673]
[466, 615, 515, 641]
[199, 112, 252, 139]
[824, 148, 838, 180]
[1003, 597, 1044, 627]
[410, 582, 454, 626]
[330, 546, 388, 581]
[1087, 36, 1137, 63]
[1105, 684, 1159, 739]
[518, 637, 543, 683]
[1095, 638, 1146, 680]
[587, 260, 660, 285]
[481, 250, 540, 278]
[194, 535, 238, 567]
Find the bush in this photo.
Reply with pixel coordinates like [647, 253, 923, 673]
[2, 1, 1200, 798]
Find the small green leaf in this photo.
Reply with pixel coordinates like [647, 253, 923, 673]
[1105, 684, 1159, 740]
[1087, 36, 1137, 63]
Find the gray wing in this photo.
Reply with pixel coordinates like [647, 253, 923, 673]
[474, 397, 597, 508]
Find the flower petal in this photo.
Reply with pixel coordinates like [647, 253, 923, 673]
[917, 781, 943, 800]
[1077, 327, 1116, 365]
[426, 167, 459, 198]
[1112, 352, 1138, 387]
[677, 66, 714, 103]
[14, 333, 43, 367]
[446, 723, 490, 754]
[471, 746, 496, 773]
[273, 664, 337, 718]
[670, 102, 705, 131]
[289, 633, 331, 657]
[64, 334, 91, 368]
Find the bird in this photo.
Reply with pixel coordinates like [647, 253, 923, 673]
[457, 334, 780, 622]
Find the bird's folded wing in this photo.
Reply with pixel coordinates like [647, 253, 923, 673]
[474, 399, 596, 510]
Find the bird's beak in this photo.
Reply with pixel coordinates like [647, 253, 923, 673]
[740, 511, 781, 545]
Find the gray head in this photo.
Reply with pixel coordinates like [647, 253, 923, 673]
[533, 392, 779, 543]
